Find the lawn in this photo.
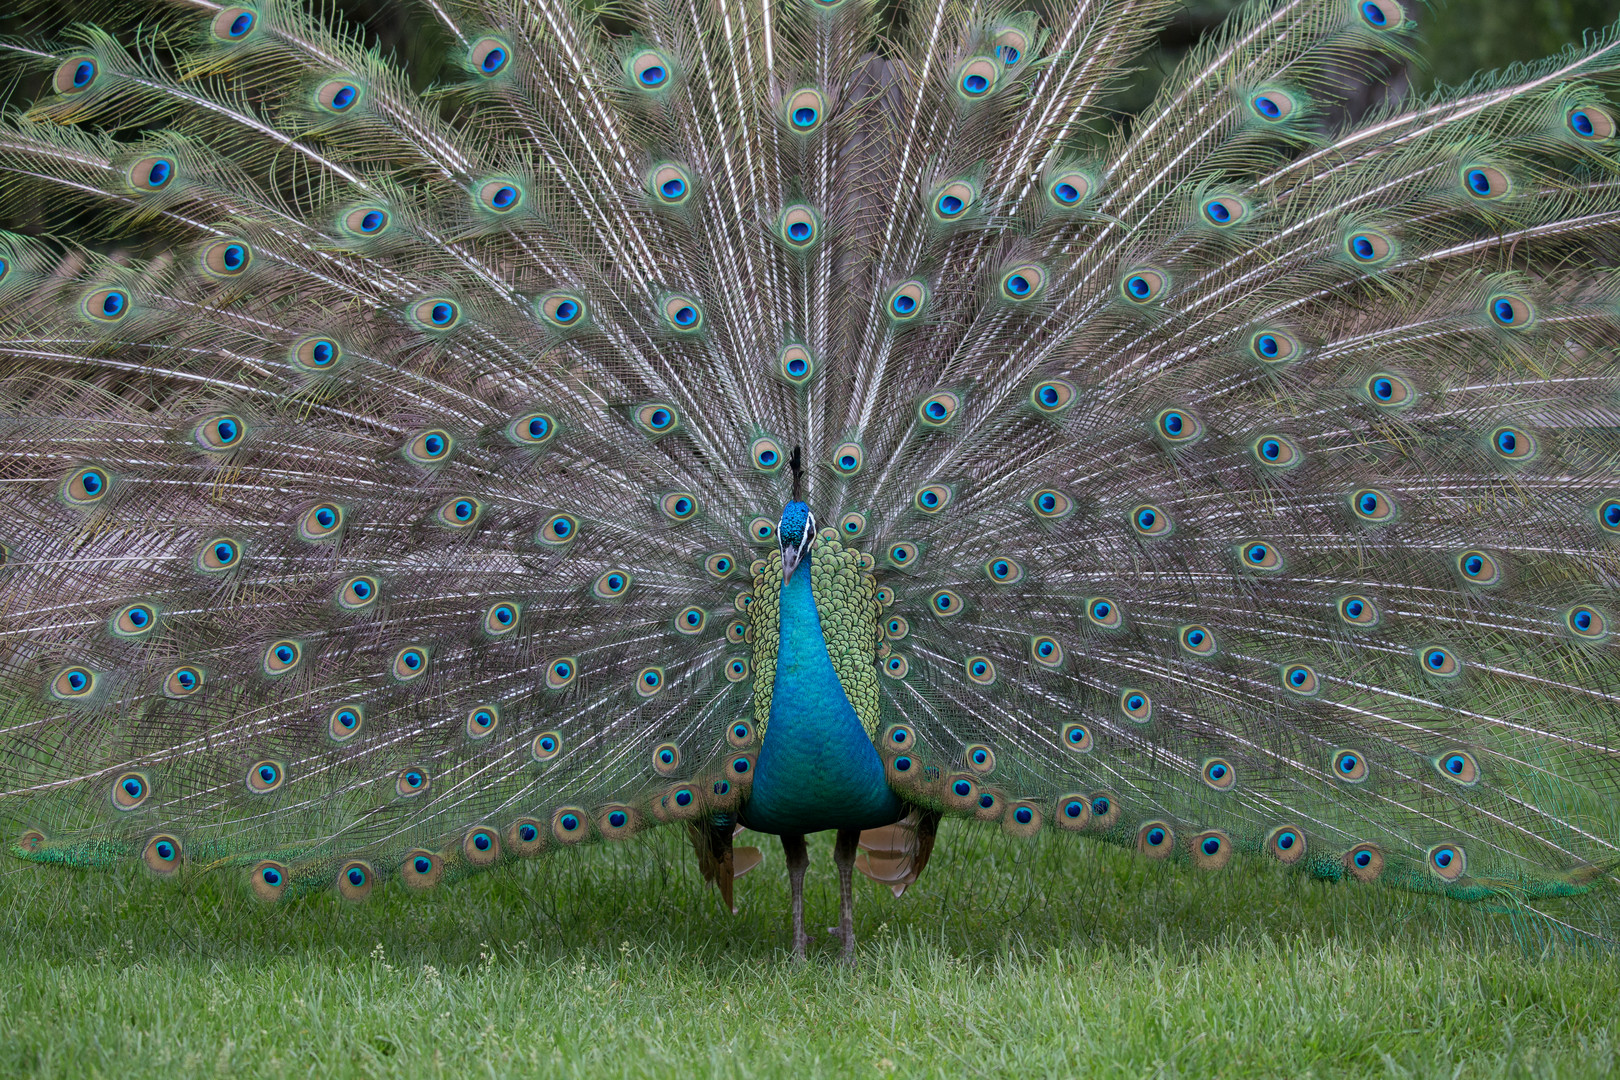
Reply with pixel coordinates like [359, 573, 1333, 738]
[1, 823, 1616, 1078]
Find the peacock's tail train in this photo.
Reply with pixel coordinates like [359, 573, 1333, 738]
[0, 0, 1617, 936]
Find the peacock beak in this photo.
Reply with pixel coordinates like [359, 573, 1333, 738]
[781, 544, 802, 583]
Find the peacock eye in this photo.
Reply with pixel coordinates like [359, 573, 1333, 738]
[470, 37, 510, 76]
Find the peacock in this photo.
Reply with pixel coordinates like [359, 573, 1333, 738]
[1, 0, 1618, 961]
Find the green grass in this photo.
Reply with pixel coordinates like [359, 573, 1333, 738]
[2, 824, 1616, 1079]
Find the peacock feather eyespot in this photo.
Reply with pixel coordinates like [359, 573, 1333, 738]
[392, 646, 429, 682]
[629, 49, 674, 90]
[1350, 488, 1396, 524]
[750, 437, 785, 473]
[1488, 293, 1535, 330]
[143, 834, 182, 876]
[466, 705, 500, 740]
[1418, 644, 1462, 678]
[262, 639, 302, 677]
[1248, 87, 1300, 123]
[964, 744, 996, 775]
[197, 537, 241, 573]
[928, 589, 964, 618]
[883, 541, 920, 570]
[532, 731, 562, 762]
[1130, 503, 1173, 538]
[649, 164, 694, 206]
[1435, 750, 1479, 785]
[52, 666, 98, 701]
[395, 767, 430, 799]
[1428, 844, 1467, 881]
[1336, 594, 1380, 628]
[831, 442, 865, 476]
[195, 413, 246, 452]
[54, 56, 99, 95]
[1358, 0, 1401, 30]
[339, 206, 391, 241]
[1120, 688, 1153, 723]
[1005, 802, 1042, 837]
[291, 336, 343, 373]
[635, 403, 681, 437]
[1597, 498, 1620, 535]
[1237, 540, 1283, 572]
[1252, 434, 1302, 468]
[1179, 624, 1217, 657]
[539, 512, 579, 545]
[1462, 164, 1512, 201]
[993, 26, 1031, 65]
[336, 860, 373, 902]
[593, 570, 632, 599]
[165, 666, 204, 698]
[1154, 407, 1202, 444]
[1202, 758, 1236, 790]
[1343, 227, 1395, 266]
[1331, 749, 1369, 783]
[1137, 821, 1175, 859]
[876, 586, 896, 607]
[1029, 379, 1076, 415]
[1248, 328, 1300, 365]
[1086, 596, 1123, 630]
[999, 264, 1046, 301]
[1061, 722, 1093, 753]
[128, 155, 176, 194]
[464, 826, 501, 866]
[1120, 268, 1169, 304]
[778, 344, 815, 386]
[651, 743, 681, 776]
[552, 806, 590, 844]
[62, 466, 109, 506]
[1281, 663, 1319, 696]
[476, 179, 524, 214]
[1191, 830, 1233, 870]
[660, 493, 699, 523]
[888, 281, 930, 323]
[914, 484, 952, 513]
[1200, 195, 1249, 228]
[410, 298, 462, 332]
[328, 704, 364, 743]
[401, 850, 442, 890]
[728, 721, 754, 748]
[1029, 488, 1074, 520]
[316, 78, 363, 113]
[469, 37, 510, 77]
[246, 759, 285, 794]
[111, 771, 151, 811]
[197, 239, 253, 280]
[984, 556, 1024, 584]
[337, 574, 379, 610]
[1266, 826, 1308, 864]
[538, 292, 587, 330]
[883, 614, 909, 640]
[1567, 105, 1616, 140]
[931, 181, 976, 222]
[1030, 635, 1064, 668]
[251, 861, 289, 901]
[1088, 791, 1121, 831]
[785, 88, 827, 132]
[211, 7, 258, 42]
[635, 667, 665, 697]
[545, 658, 577, 690]
[599, 806, 637, 838]
[1564, 605, 1609, 641]
[965, 655, 997, 685]
[955, 57, 999, 100]
[778, 205, 821, 249]
[483, 601, 520, 637]
[1046, 169, 1094, 210]
[82, 288, 131, 323]
[1363, 371, 1415, 409]
[506, 818, 545, 857]
[404, 429, 454, 466]
[505, 411, 557, 449]
[1055, 796, 1091, 831]
[1456, 549, 1501, 587]
[111, 602, 158, 639]
[882, 654, 911, 679]
[725, 651, 753, 677]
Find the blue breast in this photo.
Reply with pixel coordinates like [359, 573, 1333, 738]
[743, 566, 903, 835]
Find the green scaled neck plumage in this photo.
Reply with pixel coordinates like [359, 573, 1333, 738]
[744, 539, 902, 836]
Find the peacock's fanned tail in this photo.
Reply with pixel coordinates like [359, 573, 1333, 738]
[0, 0, 1616, 932]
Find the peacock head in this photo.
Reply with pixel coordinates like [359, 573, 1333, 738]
[779, 501, 815, 582]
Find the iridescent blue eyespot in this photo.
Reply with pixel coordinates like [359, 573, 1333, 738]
[953, 780, 972, 797]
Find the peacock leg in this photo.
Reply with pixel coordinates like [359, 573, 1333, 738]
[831, 828, 860, 960]
[781, 833, 810, 959]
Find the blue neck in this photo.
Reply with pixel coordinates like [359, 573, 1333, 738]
[743, 565, 902, 835]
